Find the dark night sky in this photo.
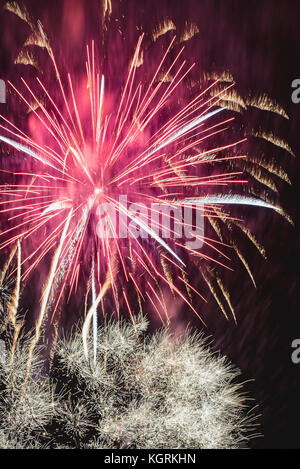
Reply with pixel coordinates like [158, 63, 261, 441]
[0, 0, 300, 449]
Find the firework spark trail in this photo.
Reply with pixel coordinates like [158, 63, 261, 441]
[0, 242, 17, 287]
[39, 210, 73, 328]
[82, 270, 112, 362]
[0, 136, 62, 172]
[0, 34, 281, 343]
[24, 210, 72, 386]
[138, 108, 224, 164]
[7, 240, 21, 325]
[91, 256, 97, 365]
[5, 241, 24, 372]
[176, 195, 278, 210]
[113, 198, 185, 266]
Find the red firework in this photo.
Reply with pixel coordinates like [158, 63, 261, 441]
[0, 34, 277, 361]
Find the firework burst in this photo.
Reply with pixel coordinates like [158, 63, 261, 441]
[0, 3, 289, 362]
[0, 316, 259, 449]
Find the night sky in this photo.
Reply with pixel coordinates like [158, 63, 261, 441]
[0, 0, 300, 449]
